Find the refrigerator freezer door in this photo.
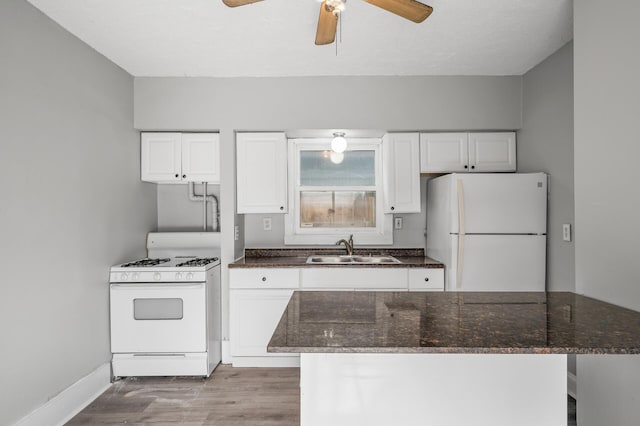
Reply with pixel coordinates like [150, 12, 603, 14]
[450, 173, 547, 234]
[448, 234, 546, 291]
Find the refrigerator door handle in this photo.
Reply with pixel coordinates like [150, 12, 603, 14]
[456, 179, 465, 290]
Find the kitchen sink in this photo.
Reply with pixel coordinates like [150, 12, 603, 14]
[306, 255, 402, 264]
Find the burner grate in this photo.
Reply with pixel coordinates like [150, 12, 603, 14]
[176, 257, 219, 267]
[121, 258, 170, 267]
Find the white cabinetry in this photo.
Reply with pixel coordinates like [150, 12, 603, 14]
[382, 133, 421, 213]
[468, 132, 517, 172]
[141, 132, 220, 183]
[236, 132, 288, 213]
[420, 132, 516, 173]
[229, 268, 300, 367]
[229, 266, 444, 367]
[301, 268, 408, 291]
[408, 268, 445, 291]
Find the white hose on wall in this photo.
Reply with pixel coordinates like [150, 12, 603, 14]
[188, 182, 220, 232]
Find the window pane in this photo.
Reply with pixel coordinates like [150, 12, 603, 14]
[133, 298, 183, 320]
[300, 191, 376, 228]
[300, 150, 375, 186]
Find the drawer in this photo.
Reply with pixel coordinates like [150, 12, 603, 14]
[300, 268, 408, 290]
[408, 268, 444, 291]
[230, 268, 300, 289]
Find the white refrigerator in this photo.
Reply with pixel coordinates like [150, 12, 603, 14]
[426, 173, 547, 291]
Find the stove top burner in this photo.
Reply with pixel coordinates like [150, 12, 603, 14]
[176, 257, 219, 267]
[121, 258, 170, 267]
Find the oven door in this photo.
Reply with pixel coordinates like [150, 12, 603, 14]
[110, 283, 206, 353]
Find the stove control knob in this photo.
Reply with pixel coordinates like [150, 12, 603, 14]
[186, 272, 194, 281]
[132, 273, 140, 281]
[153, 272, 161, 281]
[175, 272, 183, 280]
[120, 273, 129, 281]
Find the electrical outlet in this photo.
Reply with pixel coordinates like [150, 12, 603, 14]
[562, 224, 571, 242]
[263, 217, 272, 231]
[234, 225, 239, 241]
[394, 217, 403, 230]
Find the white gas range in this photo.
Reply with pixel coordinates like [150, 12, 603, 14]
[109, 232, 221, 378]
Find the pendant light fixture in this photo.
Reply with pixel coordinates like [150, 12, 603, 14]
[331, 132, 347, 153]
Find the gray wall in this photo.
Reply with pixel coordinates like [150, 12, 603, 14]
[157, 184, 221, 232]
[134, 75, 523, 351]
[519, 41, 575, 292]
[574, 1, 640, 425]
[519, 41, 575, 377]
[0, 1, 156, 424]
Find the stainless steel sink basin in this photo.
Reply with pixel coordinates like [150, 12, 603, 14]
[306, 255, 401, 264]
[306, 256, 353, 264]
[351, 256, 401, 264]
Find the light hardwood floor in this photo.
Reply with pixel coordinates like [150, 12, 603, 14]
[67, 364, 576, 425]
[67, 365, 300, 425]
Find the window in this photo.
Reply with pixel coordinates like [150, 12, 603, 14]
[284, 138, 392, 245]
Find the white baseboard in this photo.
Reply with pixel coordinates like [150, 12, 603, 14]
[15, 363, 111, 426]
[568, 372, 577, 399]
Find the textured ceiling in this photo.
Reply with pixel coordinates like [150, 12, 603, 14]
[26, 0, 573, 77]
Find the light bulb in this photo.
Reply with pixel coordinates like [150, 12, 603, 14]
[331, 134, 347, 153]
[330, 151, 344, 164]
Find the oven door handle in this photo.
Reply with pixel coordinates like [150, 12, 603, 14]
[110, 283, 204, 290]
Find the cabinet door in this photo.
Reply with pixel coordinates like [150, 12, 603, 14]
[229, 268, 299, 289]
[408, 268, 444, 291]
[236, 133, 288, 213]
[300, 268, 407, 290]
[141, 132, 182, 182]
[181, 133, 220, 183]
[230, 289, 297, 357]
[468, 132, 516, 172]
[382, 133, 421, 213]
[419, 133, 469, 173]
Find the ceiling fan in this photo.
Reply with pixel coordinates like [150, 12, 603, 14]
[222, 0, 433, 45]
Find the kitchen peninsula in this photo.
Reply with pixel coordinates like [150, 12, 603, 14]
[268, 291, 640, 426]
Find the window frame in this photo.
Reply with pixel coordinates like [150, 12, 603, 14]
[284, 138, 392, 245]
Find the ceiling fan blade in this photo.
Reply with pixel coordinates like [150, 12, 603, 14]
[315, 2, 338, 45]
[363, 0, 433, 23]
[222, 0, 264, 7]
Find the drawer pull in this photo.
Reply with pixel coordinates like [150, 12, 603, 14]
[424, 277, 429, 282]
[261, 277, 267, 282]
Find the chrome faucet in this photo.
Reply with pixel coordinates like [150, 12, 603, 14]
[336, 234, 354, 256]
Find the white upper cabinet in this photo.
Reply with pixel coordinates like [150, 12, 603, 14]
[382, 133, 421, 213]
[236, 132, 288, 214]
[141, 132, 182, 182]
[420, 132, 516, 173]
[181, 133, 221, 182]
[420, 133, 469, 173]
[468, 132, 516, 172]
[141, 132, 220, 183]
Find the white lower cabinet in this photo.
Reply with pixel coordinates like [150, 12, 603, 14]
[229, 266, 444, 367]
[300, 268, 408, 290]
[230, 289, 297, 362]
[408, 268, 445, 291]
[229, 268, 300, 367]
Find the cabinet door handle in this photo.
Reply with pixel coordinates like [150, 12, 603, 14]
[182, 174, 186, 178]
[175, 174, 179, 178]
[261, 277, 267, 282]
[464, 165, 468, 169]
[280, 206, 284, 211]
[424, 277, 429, 282]
[471, 165, 475, 170]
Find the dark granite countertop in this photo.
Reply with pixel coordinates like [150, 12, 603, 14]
[268, 291, 640, 355]
[229, 248, 444, 269]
